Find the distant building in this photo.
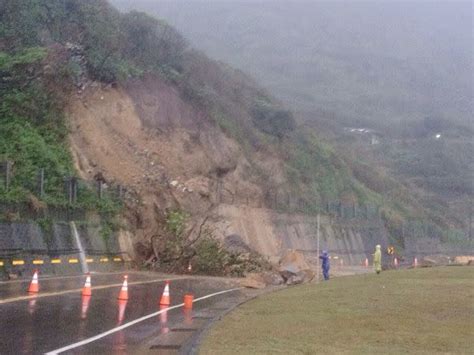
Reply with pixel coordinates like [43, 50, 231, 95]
[371, 134, 380, 145]
[344, 127, 381, 145]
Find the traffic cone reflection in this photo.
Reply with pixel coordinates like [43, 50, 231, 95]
[81, 295, 91, 320]
[28, 270, 39, 294]
[117, 299, 128, 326]
[159, 305, 169, 334]
[28, 295, 37, 315]
[183, 308, 193, 326]
[159, 281, 170, 306]
[364, 258, 369, 268]
[82, 273, 92, 297]
[117, 275, 129, 300]
[394, 258, 399, 268]
[413, 257, 418, 268]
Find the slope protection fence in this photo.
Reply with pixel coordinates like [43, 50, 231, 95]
[0, 161, 128, 220]
[215, 182, 471, 253]
[0, 161, 469, 259]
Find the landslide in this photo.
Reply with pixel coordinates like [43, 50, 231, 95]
[67, 76, 265, 250]
[1, 0, 456, 269]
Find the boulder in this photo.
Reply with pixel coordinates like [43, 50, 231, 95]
[298, 269, 316, 283]
[184, 176, 211, 197]
[453, 256, 474, 265]
[260, 271, 285, 286]
[286, 272, 305, 286]
[224, 234, 253, 254]
[279, 249, 311, 274]
[240, 273, 266, 289]
[278, 250, 316, 285]
[422, 255, 451, 267]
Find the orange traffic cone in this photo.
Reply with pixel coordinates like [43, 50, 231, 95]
[364, 258, 369, 268]
[28, 270, 39, 293]
[413, 257, 418, 268]
[82, 273, 92, 297]
[160, 281, 170, 306]
[184, 293, 194, 310]
[117, 275, 129, 300]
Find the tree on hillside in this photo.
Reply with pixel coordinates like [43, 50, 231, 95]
[251, 100, 296, 139]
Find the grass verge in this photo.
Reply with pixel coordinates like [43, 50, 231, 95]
[200, 267, 474, 354]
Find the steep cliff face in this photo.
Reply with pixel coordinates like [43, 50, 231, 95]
[213, 204, 389, 263]
[66, 77, 395, 264]
[67, 76, 270, 259]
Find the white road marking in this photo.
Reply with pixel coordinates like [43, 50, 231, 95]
[45, 287, 242, 354]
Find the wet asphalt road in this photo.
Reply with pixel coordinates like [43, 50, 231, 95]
[0, 272, 244, 354]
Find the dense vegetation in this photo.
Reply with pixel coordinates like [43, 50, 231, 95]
[0, 0, 129, 209]
[156, 210, 269, 276]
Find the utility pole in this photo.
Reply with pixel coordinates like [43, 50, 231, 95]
[5, 161, 11, 190]
[469, 200, 472, 243]
[316, 213, 320, 283]
[38, 168, 45, 198]
[97, 180, 103, 199]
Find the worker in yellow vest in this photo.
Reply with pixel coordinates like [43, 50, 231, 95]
[373, 244, 382, 274]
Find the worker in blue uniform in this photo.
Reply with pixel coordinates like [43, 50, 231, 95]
[319, 250, 330, 280]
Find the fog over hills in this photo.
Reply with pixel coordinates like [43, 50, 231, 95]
[112, 0, 472, 134]
[111, 0, 473, 231]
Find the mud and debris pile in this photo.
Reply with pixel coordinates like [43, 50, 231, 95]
[241, 249, 316, 288]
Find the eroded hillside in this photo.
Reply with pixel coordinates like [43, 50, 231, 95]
[67, 78, 395, 265]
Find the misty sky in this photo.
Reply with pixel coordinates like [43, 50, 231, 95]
[111, 0, 472, 130]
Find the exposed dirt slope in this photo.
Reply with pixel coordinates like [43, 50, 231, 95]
[67, 78, 457, 264]
[67, 77, 267, 258]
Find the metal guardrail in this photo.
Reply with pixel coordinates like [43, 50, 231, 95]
[0, 254, 130, 268]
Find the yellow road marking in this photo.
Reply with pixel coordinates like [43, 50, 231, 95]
[113, 257, 122, 262]
[0, 277, 187, 305]
[99, 257, 109, 263]
[12, 260, 25, 266]
[86, 258, 94, 263]
[33, 260, 44, 265]
[68, 258, 79, 264]
[0, 261, 4, 267]
[51, 259, 62, 264]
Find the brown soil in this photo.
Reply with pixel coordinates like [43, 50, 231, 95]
[67, 78, 265, 259]
[66, 77, 387, 266]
